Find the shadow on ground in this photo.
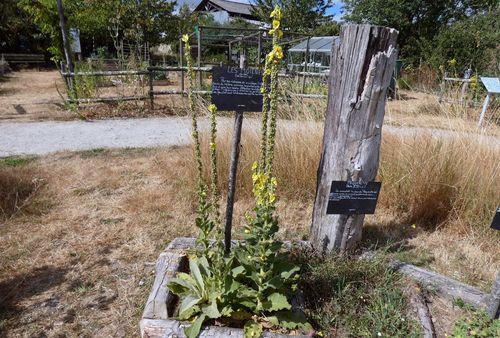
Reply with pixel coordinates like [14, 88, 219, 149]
[0, 265, 69, 333]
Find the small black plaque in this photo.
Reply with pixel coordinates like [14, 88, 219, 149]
[326, 181, 381, 215]
[211, 66, 263, 112]
[491, 207, 500, 231]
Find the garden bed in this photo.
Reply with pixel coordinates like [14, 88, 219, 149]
[140, 237, 308, 338]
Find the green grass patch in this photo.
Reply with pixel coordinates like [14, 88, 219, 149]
[451, 301, 500, 337]
[293, 250, 421, 337]
[0, 156, 36, 167]
[76, 148, 108, 158]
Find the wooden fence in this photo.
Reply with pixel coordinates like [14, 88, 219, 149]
[60, 66, 328, 105]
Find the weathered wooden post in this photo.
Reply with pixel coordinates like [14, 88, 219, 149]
[56, 0, 76, 99]
[486, 272, 500, 318]
[148, 68, 154, 109]
[310, 25, 398, 253]
[179, 38, 185, 94]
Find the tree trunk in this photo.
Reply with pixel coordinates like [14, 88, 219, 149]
[310, 25, 398, 253]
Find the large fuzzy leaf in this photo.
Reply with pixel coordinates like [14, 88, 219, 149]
[184, 313, 207, 338]
[179, 295, 202, 318]
[189, 259, 205, 291]
[244, 321, 263, 338]
[202, 299, 221, 319]
[263, 292, 291, 312]
[168, 276, 196, 295]
[267, 311, 313, 332]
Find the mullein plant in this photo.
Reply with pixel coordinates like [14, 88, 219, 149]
[169, 10, 311, 337]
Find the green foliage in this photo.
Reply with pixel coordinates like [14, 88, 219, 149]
[451, 306, 500, 337]
[343, 0, 498, 62]
[18, 0, 176, 59]
[294, 251, 421, 337]
[168, 8, 310, 338]
[252, 0, 332, 33]
[0, 156, 36, 168]
[423, 8, 500, 75]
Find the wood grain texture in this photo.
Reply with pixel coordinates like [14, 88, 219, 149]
[142, 251, 188, 320]
[390, 261, 490, 310]
[485, 272, 500, 318]
[311, 25, 399, 253]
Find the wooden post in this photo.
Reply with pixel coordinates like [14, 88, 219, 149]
[197, 27, 202, 88]
[148, 68, 154, 110]
[310, 25, 398, 253]
[460, 69, 472, 105]
[179, 38, 184, 93]
[301, 37, 310, 94]
[224, 110, 244, 253]
[257, 31, 262, 68]
[56, 0, 75, 98]
[486, 272, 500, 318]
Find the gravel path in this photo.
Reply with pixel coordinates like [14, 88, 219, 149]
[1, 117, 498, 157]
[0, 117, 193, 157]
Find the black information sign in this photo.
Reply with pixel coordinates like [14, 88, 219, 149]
[211, 66, 263, 112]
[326, 181, 381, 215]
[491, 207, 500, 231]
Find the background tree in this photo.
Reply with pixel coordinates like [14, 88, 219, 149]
[342, 0, 498, 62]
[424, 8, 499, 74]
[251, 0, 332, 33]
[0, 0, 48, 53]
[18, 0, 177, 60]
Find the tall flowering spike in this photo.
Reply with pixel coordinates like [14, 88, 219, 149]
[183, 34, 205, 203]
[264, 5, 283, 175]
[208, 103, 221, 224]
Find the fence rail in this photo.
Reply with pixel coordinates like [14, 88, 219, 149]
[61, 65, 332, 105]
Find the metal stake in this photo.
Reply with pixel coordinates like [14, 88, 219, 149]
[224, 110, 244, 253]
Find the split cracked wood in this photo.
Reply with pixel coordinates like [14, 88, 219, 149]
[311, 25, 399, 253]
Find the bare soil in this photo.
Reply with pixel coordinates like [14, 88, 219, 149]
[0, 70, 70, 121]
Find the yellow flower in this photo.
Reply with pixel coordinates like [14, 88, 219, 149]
[209, 142, 216, 151]
[208, 104, 217, 113]
[181, 34, 189, 43]
[448, 58, 457, 67]
[270, 6, 282, 20]
[252, 161, 258, 171]
[272, 19, 280, 29]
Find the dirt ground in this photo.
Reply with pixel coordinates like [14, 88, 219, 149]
[0, 70, 70, 121]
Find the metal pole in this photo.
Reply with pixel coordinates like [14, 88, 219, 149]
[478, 93, 490, 127]
[179, 38, 185, 94]
[224, 110, 244, 253]
[56, 0, 75, 99]
[301, 37, 310, 94]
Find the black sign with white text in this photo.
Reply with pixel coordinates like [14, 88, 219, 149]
[491, 207, 500, 231]
[211, 66, 263, 112]
[326, 181, 381, 215]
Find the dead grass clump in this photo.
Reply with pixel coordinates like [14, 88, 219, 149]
[0, 158, 49, 220]
[185, 120, 322, 201]
[379, 132, 499, 233]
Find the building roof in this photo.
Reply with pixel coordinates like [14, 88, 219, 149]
[194, 0, 257, 20]
[289, 36, 339, 53]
